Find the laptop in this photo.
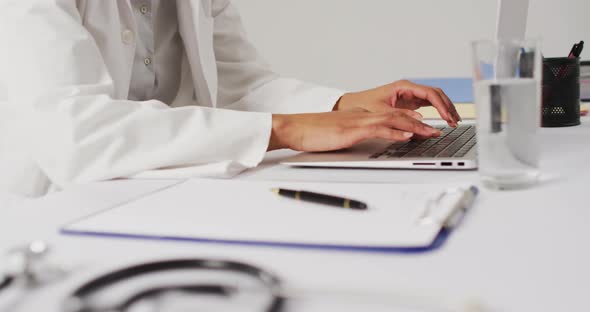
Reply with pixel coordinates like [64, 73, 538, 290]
[282, 0, 529, 170]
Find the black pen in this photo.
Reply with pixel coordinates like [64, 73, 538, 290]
[569, 41, 584, 58]
[574, 41, 584, 58]
[568, 43, 579, 58]
[271, 188, 368, 210]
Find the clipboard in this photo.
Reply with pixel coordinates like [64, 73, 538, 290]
[61, 179, 478, 253]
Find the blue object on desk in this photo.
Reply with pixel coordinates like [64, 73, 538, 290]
[60, 228, 451, 254]
[410, 78, 474, 103]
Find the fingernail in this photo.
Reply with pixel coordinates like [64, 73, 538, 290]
[403, 132, 414, 138]
[429, 128, 442, 135]
[415, 114, 424, 121]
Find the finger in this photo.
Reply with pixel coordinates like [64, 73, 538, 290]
[354, 112, 397, 128]
[373, 126, 415, 142]
[420, 87, 454, 124]
[394, 108, 423, 121]
[384, 112, 442, 137]
[435, 88, 461, 124]
[407, 98, 432, 109]
[403, 84, 454, 125]
[399, 94, 456, 126]
[356, 109, 421, 128]
[345, 125, 412, 146]
[394, 86, 434, 108]
[412, 133, 434, 141]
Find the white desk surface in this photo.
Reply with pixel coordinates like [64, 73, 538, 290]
[2, 119, 590, 312]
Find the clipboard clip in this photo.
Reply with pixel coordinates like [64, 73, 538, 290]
[418, 186, 479, 229]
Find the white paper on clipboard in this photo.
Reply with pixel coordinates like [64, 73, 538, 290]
[62, 179, 474, 249]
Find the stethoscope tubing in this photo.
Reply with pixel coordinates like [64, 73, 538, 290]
[0, 275, 14, 291]
[64, 258, 284, 312]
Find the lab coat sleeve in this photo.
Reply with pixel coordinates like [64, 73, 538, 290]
[212, 0, 346, 113]
[0, 0, 272, 192]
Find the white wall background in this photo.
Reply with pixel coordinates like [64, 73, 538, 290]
[234, 0, 590, 91]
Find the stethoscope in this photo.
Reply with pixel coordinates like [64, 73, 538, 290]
[0, 242, 285, 312]
[62, 258, 285, 312]
[0, 275, 13, 292]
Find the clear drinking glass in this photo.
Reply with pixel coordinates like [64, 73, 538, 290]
[471, 39, 542, 189]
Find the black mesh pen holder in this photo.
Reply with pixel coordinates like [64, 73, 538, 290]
[542, 57, 580, 127]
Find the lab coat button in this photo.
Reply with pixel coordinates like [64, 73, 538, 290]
[121, 30, 134, 44]
[144, 57, 152, 66]
[140, 5, 149, 14]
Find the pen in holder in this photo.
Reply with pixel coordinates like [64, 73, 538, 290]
[542, 57, 581, 127]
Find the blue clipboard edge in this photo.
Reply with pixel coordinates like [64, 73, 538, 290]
[59, 227, 452, 254]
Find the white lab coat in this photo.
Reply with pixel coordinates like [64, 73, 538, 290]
[0, 0, 344, 197]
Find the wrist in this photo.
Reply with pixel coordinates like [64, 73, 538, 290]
[333, 91, 371, 111]
[268, 114, 289, 151]
[333, 92, 353, 111]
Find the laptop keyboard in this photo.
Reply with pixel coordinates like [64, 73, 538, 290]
[369, 125, 476, 159]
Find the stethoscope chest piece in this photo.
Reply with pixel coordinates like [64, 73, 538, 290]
[1, 241, 65, 291]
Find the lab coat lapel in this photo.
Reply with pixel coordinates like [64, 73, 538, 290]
[177, 0, 218, 107]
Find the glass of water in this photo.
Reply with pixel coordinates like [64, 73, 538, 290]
[471, 39, 542, 190]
